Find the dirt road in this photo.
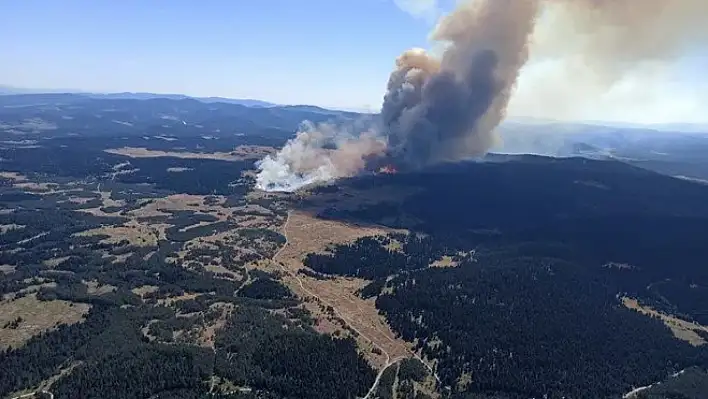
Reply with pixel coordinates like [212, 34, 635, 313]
[272, 211, 441, 397]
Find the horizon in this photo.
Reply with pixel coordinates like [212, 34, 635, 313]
[3, 84, 707, 132]
[2, 0, 707, 124]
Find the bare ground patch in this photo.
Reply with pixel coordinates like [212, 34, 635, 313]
[230, 145, 277, 159]
[197, 303, 235, 348]
[129, 194, 230, 220]
[81, 193, 282, 258]
[107, 252, 133, 264]
[67, 196, 95, 205]
[622, 297, 708, 346]
[0, 223, 25, 234]
[15, 181, 59, 192]
[76, 206, 124, 218]
[278, 211, 394, 259]
[604, 261, 638, 270]
[0, 171, 62, 194]
[0, 264, 16, 274]
[269, 211, 416, 369]
[3, 280, 58, 300]
[157, 293, 199, 306]
[43, 256, 70, 268]
[430, 255, 458, 268]
[0, 294, 90, 349]
[84, 280, 117, 295]
[98, 190, 127, 208]
[204, 263, 240, 280]
[132, 285, 159, 298]
[104, 146, 273, 162]
[76, 219, 160, 247]
[0, 171, 28, 182]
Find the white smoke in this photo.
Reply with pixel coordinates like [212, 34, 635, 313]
[255, 121, 386, 192]
[257, 0, 537, 192]
[256, 0, 708, 192]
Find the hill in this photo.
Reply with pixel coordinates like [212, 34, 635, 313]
[0, 93, 358, 142]
[300, 156, 708, 398]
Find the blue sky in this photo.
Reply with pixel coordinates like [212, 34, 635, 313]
[1, 0, 706, 123]
[1, 0, 440, 111]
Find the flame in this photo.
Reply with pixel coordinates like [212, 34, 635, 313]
[378, 165, 398, 174]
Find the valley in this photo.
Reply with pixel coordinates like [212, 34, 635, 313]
[1, 94, 707, 399]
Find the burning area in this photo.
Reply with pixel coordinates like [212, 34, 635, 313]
[378, 165, 398, 175]
[256, 0, 708, 193]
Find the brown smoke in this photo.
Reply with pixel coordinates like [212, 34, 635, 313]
[542, 0, 708, 69]
[382, 0, 541, 167]
[512, 0, 708, 120]
[383, 0, 708, 166]
[255, 122, 386, 191]
[257, 0, 708, 191]
[329, 131, 387, 176]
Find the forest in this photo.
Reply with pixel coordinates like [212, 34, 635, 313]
[300, 157, 708, 397]
[0, 113, 374, 398]
[1, 264, 374, 399]
[318, 157, 708, 324]
[3, 95, 708, 397]
[303, 227, 708, 397]
[0, 93, 359, 141]
[213, 306, 375, 399]
[635, 367, 708, 399]
[0, 144, 255, 196]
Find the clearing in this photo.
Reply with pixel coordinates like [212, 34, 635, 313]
[76, 219, 160, 247]
[268, 210, 417, 369]
[0, 294, 90, 349]
[104, 145, 274, 161]
[622, 297, 708, 346]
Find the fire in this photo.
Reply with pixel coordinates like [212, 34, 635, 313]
[378, 165, 398, 174]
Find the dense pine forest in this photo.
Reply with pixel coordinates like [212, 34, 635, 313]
[0, 100, 374, 399]
[3, 95, 708, 398]
[303, 157, 708, 398]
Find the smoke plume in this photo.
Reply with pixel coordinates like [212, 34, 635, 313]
[255, 122, 386, 192]
[383, 0, 539, 166]
[256, 0, 708, 192]
[510, 0, 708, 121]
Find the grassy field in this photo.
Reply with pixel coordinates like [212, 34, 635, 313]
[0, 294, 90, 349]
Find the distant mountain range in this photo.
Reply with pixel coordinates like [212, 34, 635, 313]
[0, 85, 80, 96]
[89, 92, 276, 108]
[0, 85, 275, 108]
[505, 117, 708, 135]
[1, 85, 706, 134]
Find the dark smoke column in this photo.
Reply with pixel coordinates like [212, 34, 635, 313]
[381, 0, 541, 168]
[256, 0, 708, 192]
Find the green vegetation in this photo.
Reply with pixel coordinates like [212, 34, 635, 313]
[4, 94, 708, 398]
[0, 95, 377, 398]
[637, 367, 708, 399]
[305, 158, 708, 397]
[213, 307, 375, 399]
